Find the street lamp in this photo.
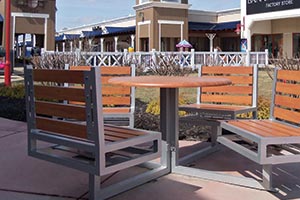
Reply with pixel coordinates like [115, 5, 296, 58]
[5, 0, 11, 86]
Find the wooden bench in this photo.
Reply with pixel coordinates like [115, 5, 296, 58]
[25, 66, 166, 200]
[218, 68, 300, 191]
[69, 65, 135, 127]
[180, 65, 258, 143]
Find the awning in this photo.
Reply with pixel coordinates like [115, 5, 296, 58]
[188, 21, 240, 31]
[82, 30, 102, 38]
[104, 26, 136, 35]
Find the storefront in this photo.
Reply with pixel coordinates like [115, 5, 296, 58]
[241, 0, 300, 57]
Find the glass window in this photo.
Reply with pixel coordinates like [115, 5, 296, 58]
[293, 33, 300, 58]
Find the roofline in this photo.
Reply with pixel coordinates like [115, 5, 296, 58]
[57, 15, 136, 33]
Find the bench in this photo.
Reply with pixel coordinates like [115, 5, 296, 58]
[24, 66, 166, 200]
[218, 68, 300, 191]
[180, 65, 258, 144]
[69, 65, 135, 127]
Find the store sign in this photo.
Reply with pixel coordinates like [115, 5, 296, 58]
[247, 0, 300, 15]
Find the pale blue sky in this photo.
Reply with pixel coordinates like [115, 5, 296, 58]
[56, 0, 240, 31]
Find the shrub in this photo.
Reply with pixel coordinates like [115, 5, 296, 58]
[237, 96, 270, 119]
[146, 97, 187, 116]
[0, 84, 25, 99]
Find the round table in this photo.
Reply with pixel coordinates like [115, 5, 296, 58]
[108, 75, 232, 172]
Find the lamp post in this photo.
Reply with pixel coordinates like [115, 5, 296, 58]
[5, 0, 11, 86]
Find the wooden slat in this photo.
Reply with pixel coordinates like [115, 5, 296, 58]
[183, 103, 252, 111]
[70, 66, 131, 75]
[36, 117, 87, 139]
[103, 107, 130, 113]
[227, 120, 300, 137]
[202, 66, 253, 75]
[104, 125, 146, 136]
[273, 107, 300, 124]
[202, 86, 252, 94]
[201, 94, 252, 105]
[277, 70, 300, 82]
[35, 101, 86, 121]
[276, 82, 300, 95]
[34, 69, 85, 84]
[203, 75, 253, 84]
[102, 87, 131, 95]
[102, 96, 131, 105]
[101, 66, 131, 75]
[275, 95, 300, 110]
[34, 86, 86, 102]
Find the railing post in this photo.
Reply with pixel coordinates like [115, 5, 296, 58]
[214, 48, 218, 65]
[246, 50, 250, 66]
[152, 49, 156, 67]
[191, 49, 195, 69]
[265, 49, 269, 66]
[123, 49, 128, 65]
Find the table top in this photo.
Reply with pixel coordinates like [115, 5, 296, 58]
[108, 76, 232, 88]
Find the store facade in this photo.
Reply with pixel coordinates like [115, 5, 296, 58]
[241, 0, 300, 57]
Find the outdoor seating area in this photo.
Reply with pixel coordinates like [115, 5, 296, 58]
[1, 63, 300, 200]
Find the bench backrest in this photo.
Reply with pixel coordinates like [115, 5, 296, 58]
[69, 65, 135, 126]
[25, 66, 103, 174]
[198, 65, 258, 107]
[271, 69, 300, 126]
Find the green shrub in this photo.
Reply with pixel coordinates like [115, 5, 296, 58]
[237, 96, 270, 119]
[0, 84, 25, 99]
[146, 97, 187, 116]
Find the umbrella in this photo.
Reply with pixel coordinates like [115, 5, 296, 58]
[176, 40, 193, 48]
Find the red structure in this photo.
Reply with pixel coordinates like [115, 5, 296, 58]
[5, 0, 11, 86]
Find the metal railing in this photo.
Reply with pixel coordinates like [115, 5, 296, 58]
[42, 49, 268, 67]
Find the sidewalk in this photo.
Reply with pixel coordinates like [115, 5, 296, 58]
[0, 67, 24, 85]
[0, 117, 299, 200]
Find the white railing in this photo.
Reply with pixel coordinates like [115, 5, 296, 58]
[42, 49, 268, 67]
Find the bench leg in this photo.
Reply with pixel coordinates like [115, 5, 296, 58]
[262, 164, 277, 192]
[89, 174, 101, 200]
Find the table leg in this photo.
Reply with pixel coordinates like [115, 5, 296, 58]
[160, 88, 179, 171]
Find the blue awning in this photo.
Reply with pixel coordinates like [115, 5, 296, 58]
[188, 21, 240, 31]
[0, 14, 3, 22]
[82, 30, 102, 38]
[55, 34, 64, 42]
[104, 26, 136, 35]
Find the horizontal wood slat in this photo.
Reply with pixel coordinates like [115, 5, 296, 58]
[273, 107, 300, 124]
[276, 82, 300, 96]
[227, 120, 300, 137]
[102, 87, 131, 95]
[277, 70, 300, 82]
[70, 66, 131, 75]
[102, 97, 131, 105]
[101, 66, 131, 75]
[103, 107, 131, 113]
[202, 86, 253, 94]
[36, 117, 87, 139]
[201, 94, 252, 105]
[34, 70, 85, 84]
[35, 101, 86, 121]
[202, 75, 253, 84]
[104, 125, 146, 136]
[183, 103, 252, 111]
[34, 86, 86, 102]
[202, 66, 253, 75]
[275, 95, 300, 110]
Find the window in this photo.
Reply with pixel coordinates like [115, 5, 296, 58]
[293, 33, 300, 58]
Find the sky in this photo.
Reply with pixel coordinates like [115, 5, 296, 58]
[56, 0, 240, 31]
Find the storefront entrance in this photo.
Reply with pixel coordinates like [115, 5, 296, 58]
[252, 34, 283, 58]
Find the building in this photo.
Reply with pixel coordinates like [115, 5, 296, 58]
[56, 0, 241, 53]
[0, 0, 56, 58]
[242, 0, 300, 58]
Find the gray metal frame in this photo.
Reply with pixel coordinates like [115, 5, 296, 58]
[217, 67, 300, 191]
[25, 65, 168, 200]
